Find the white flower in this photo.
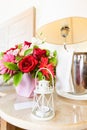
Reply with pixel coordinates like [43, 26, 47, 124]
[31, 37, 45, 47]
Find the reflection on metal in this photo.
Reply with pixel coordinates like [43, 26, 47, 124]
[72, 52, 87, 94]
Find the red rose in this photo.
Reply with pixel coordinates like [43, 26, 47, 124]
[24, 41, 32, 47]
[18, 55, 38, 73]
[33, 48, 46, 60]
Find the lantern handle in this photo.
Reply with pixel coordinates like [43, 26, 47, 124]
[35, 67, 54, 90]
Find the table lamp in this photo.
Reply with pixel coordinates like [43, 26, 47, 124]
[36, 0, 87, 45]
[36, 0, 87, 97]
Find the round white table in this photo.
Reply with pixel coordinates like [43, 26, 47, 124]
[0, 86, 87, 130]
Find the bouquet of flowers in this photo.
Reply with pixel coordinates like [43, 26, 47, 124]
[0, 39, 57, 87]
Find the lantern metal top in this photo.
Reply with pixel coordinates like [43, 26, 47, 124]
[34, 67, 54, 94]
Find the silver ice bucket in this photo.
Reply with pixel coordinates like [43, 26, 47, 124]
[72, 52, 87, 95]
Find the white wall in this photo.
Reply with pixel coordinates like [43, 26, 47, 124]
[0, 0, 87, 52]
[0, 0, 87, 28]
[0, 0, 35, 24]
[35, 0, 87, 29]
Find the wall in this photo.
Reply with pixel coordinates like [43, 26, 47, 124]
[0, 0, 87, 52]
[0, 6, 35, 51]
[0, 0, 35, 24]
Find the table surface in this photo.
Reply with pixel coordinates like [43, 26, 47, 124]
[0, 86, 87, 130]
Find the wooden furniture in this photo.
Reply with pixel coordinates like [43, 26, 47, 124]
[0, 87, 87, 130]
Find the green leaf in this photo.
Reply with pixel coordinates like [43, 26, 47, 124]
[16, 56, 22, 62]
[53, 50, 57, 57]
[46, 50, 50, 56]
[18, 44, 22, 49]
[33, 45, 39, 49]
[13, 72, 23, 86]
[0, 52, 4, 60]
[40, 32, 43, 36]
[37, 71, 43, 80]
[4, 62, 19, 71]
[24, 49, 32, 56]
[42, 41, 45, 44]
[49, 57, 57, 66]
[3, 73, 11, 82]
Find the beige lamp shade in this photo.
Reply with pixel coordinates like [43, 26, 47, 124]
[36, 0, 87, 44]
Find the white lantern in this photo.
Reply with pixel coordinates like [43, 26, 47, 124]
[32, 68, 55, 120]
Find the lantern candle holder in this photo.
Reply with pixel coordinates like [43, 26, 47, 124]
[32, 68, 55, 121]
